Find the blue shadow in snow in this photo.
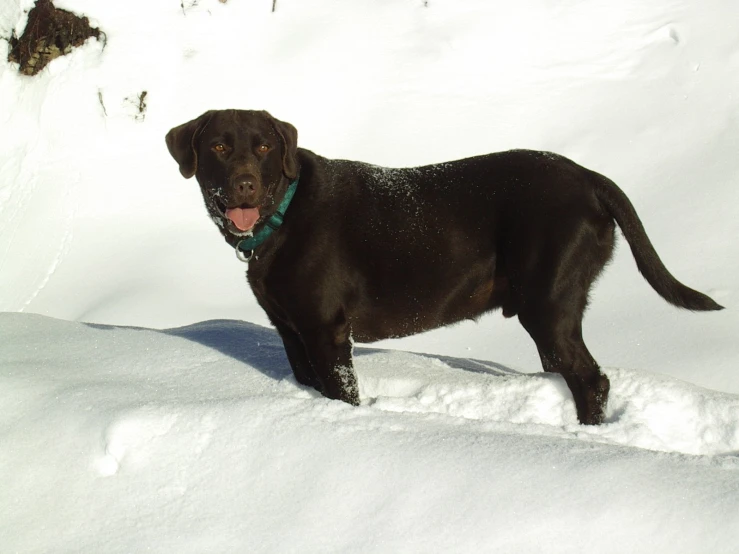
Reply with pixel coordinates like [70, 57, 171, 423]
[85, 319, 523, 382]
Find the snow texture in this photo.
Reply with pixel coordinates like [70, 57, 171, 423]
[1, 0, 738, 552]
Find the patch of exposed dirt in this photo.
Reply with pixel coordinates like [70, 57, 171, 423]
[8, 0, 103, 76]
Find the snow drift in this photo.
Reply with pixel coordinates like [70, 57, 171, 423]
[2, 313, 739, 553]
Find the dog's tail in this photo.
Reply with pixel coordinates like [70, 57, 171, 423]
[594, 175, 723, 311]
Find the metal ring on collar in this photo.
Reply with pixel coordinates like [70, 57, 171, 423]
[235, 247, 254, 263]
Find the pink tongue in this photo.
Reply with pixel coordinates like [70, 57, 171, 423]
[225, 207, 260, 232]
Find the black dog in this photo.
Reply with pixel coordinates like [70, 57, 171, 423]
[166, 109, 722, 425]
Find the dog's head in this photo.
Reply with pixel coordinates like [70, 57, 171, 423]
[166, 109, 298, 239]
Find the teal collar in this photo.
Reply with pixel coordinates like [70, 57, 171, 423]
[235, 177, 298, 262]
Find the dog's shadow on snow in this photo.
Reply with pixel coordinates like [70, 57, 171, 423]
[86, 319, 523, 381]
[85, 319, 292, 380]
[162, 319, 295, 381]
[166, 319, 524, 380]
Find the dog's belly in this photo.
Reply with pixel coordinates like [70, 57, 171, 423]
[349, 276, 507, 343]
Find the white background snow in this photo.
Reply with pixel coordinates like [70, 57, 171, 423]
[1, 0, 739, 552]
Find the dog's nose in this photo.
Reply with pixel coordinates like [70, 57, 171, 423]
[233, 174, 257, 194]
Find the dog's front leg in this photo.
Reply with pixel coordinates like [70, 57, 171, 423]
[273, 322, 323, 391]
[300, 323, 360, 406]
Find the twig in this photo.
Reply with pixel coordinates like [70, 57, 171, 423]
[97, 89, 107, 116]
[137, 90, 148, 117]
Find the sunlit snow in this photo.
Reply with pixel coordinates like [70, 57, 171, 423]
[1, 0, 738, 552]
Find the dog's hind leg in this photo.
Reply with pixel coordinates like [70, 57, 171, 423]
[513, 217, 614, 425]
[519, 299, 610, 425]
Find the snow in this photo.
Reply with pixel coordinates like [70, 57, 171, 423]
[1, 0, 738, 551]
[3, 314, 739, 552]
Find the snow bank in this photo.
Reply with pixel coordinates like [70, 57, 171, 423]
[2, 313, 738, 553]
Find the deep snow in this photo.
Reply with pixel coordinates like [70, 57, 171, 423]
[2, 313, 739, 553]
[1, 0, 739, 552]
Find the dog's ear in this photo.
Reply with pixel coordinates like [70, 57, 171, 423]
[266, 113, 299, 180]
[165, 111, 213, 179]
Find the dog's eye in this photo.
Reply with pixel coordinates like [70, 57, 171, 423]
[257, 144, 270, 153]
[212, 144, 226, 153]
